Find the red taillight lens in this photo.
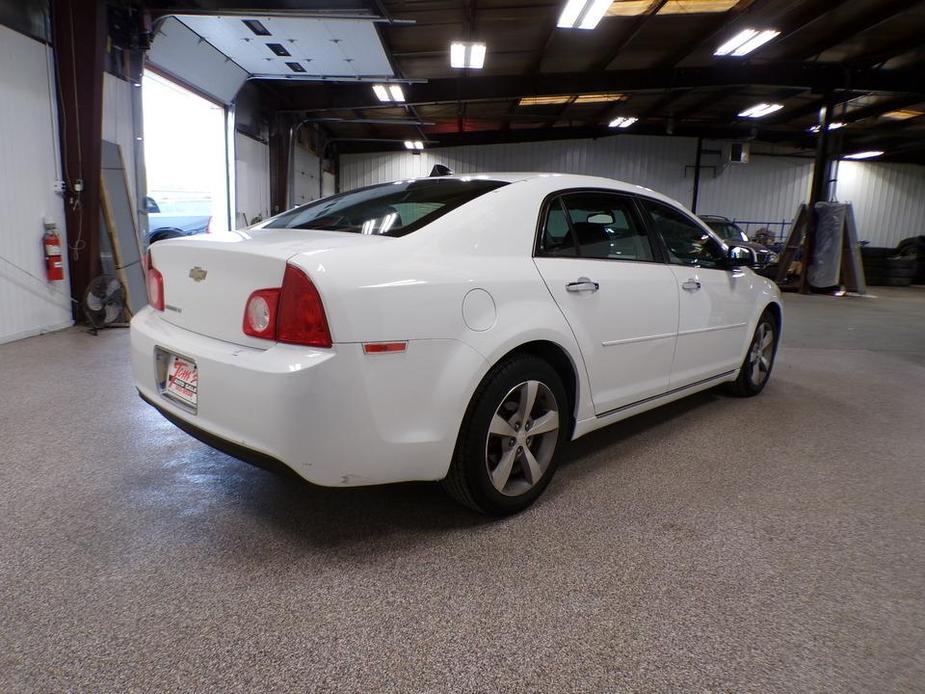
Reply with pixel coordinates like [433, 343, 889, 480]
[145, 251, 164, 311]
[243, 288, 280, 339]
[277, 264, 332, 348]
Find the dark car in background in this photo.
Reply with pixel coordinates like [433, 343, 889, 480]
[144, 195, 213, 245]
[699, 214, 779, 277]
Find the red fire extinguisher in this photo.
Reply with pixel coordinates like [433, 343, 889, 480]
[43, 226, 65, 281]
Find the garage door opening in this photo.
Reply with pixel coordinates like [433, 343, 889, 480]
[142, 70, 230, 241]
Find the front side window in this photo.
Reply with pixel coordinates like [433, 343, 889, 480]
[264, 178, 508, 237]
[704, 220, 748, 243]
[642, 200, 725, 269]
[539, 191, 654, 261]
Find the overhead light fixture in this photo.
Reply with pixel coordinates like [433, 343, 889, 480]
[844, 151, 884, 160]
[557, 0, 613, 30]
[608, 116, 638, 128]
[373, 84, 405, 103]
[450, 42, 486, 69]
[519, 95, 573, 106]
[738, 103, 784, 118]
[714, 28, 780, 57]
[808, 122, 846, 133]
[574, 92, 626, 104]
[404, 140, 424, 150]
[882, 109, 924, 120]
[608, 0, 738, 16]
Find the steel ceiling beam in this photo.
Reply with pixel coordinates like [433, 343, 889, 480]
[266, 64, 925, 113]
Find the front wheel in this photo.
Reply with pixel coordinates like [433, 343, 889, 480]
[728, 310, 779, 397]
[442, 355, 567, 515]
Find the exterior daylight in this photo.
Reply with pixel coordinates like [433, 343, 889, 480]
[132, 173, 782, 514]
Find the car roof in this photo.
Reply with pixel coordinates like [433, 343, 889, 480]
[409, 172, 686, 208]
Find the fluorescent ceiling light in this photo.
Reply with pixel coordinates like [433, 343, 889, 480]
[608, 0, 738, 16]
[738, 103, 784, 118]
[374, 84, 406, 103]
[450, 42, 487, 69]
[808, 121, 846, 133]
[844, 151, 883, 160]
[558, 0, 613, 30]
[714, 28, 780, 57]
[519, 95, 573, 106]
[608, 116, 638, 128]
[574, 92, 626, 104]
[404, 140, 424, 150]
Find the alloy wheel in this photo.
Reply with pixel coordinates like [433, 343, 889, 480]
[484, 380, 560, 496]
[748, 321, 775, 386]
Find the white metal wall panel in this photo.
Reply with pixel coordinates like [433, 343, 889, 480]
[102, 73, 138, 211]
[0, 25, 72, 344]
[340, 134, 698, 204]
[697, 154, 813, 227]
[292, 144, 321, 206]
[322, 171, 336, 198]
[835, 161, 925, 247]
[234, 132, 270, 225]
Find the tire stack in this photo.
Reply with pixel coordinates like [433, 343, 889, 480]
[861, 246, 917, 287]
[897, 236, 925, 285]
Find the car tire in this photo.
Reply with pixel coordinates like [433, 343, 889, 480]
[443, 355, 567, 515]
[726, 309, 779, 398]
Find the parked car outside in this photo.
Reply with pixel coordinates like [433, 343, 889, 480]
[132, 174, 782, 515]
[145, 194, 213, 245]
[699, 214, 779, 278]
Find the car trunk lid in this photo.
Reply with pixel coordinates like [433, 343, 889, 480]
[149, 228, 387, 348]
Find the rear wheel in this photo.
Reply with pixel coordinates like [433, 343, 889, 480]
[727, 310, 779, 397]
[443, 355, 566, 515]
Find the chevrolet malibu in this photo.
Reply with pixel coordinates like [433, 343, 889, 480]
[132, 173, 781, 515]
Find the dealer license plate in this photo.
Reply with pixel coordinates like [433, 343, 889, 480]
[165, 354, 198, 408]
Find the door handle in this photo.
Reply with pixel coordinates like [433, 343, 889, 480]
[681, 278, 702, 291]
[566, 277, 600, 292]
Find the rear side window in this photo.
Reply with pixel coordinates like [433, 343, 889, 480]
[539, 191, 654, 261]
[265, 178, 508, 237]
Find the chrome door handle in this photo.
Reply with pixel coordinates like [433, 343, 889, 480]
[681, 278, 702, 291]
[566, 277, 599, 292]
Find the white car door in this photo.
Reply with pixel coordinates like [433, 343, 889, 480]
[533, 191, 679, 415]
[638, 198, 753, 388]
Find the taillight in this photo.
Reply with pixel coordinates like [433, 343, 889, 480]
[146, 251, 164, 311]
[278, 264, 332, 348]
[240, 263, 332, 348]
[243, 288, 280, 339]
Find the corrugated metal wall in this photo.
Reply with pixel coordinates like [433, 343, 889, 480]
[835, 161, 925, 247]
[342, 135, 925, 248]
[235, 132, 270, 225]
[341, 134, 698, 204]
[697, 152, 813, 228]
[0, 25, 72, 344]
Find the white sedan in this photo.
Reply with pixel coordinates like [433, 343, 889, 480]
[132, 173, 781, 515]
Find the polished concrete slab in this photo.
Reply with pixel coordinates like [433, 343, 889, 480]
[1, 287, 924, 692]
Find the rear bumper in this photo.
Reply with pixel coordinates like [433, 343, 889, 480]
[130, 307, 488, 486]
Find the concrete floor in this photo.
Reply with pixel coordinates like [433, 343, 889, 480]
[1, 287, 923, 692]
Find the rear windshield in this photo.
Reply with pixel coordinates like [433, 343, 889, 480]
[264, 178, 508, 237]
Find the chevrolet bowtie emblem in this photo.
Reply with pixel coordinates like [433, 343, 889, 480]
[189, 267, 207, 282]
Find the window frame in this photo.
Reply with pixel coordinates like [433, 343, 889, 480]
[533, 188, 667, 264]
[635, 195, 731, 271]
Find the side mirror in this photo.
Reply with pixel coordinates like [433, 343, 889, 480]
[727, 244, 759, 268]
[143, 196, 160, 214]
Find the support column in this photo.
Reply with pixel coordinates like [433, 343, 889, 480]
[52, 0, 106, 313]
[690, 136, 703, 214]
